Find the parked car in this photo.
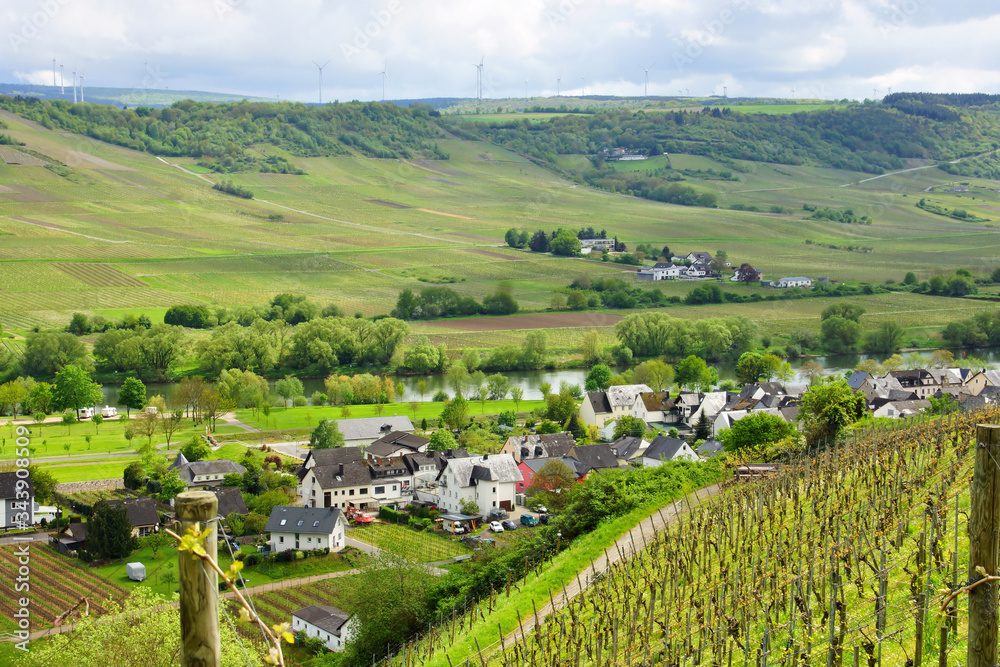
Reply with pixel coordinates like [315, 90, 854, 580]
[489, 520, 504, 533]
[529, 502, 548, 514]
[450, 524, 467, 535]
[487, 507, 508, 521]
[519, 513, 538, 527]
[538, 514, 551, 525]
[501, 520, 518, 531]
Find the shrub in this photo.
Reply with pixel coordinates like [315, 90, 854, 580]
[432, 389, 449, 402]
[244, 553, 262, 566]
[294, 550, 305, 560]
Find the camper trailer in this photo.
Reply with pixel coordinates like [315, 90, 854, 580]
[101, 405, 118, 418]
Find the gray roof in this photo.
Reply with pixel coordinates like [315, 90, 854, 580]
[213, 487, 248, 516]
[173, 459, 247, 484]
[609, 436, 644, 460]
[299, 447, 365, 480]
[293, 605, 352, 636]
[523, 457, 583, 476]
[265, 506, 344, 534]
[697, 439, 724, 457]
[585, 391, 612, 415]
[604, 384, 652, 408]
[444, 455, 521, 487]
[337, 416, 414, 441]
[310, 460, 374, 489]
[106, 497, 159, 528]
[507, 433, 575, 459]
[402, 449, 470, 474]
[568, 444, 619, 473]
[0, 471, 32, 500]
[366, 431, 429, 457]
[644, 436, 688, 462]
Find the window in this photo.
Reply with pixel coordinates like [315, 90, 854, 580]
[280, 519, 287, 526]
[349, 489, 355, 496]
[360, 488, 368, 494]
[279, 536, 284, 543]
[375, 486, 385, 494]
[297, 520, 304, 526]
[313, 520, 320, 527]
[392, 485, 397, 491]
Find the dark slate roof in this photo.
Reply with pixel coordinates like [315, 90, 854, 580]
[568, 444, 619, 473]
[0, 471, 32, 500]
[609, 436, 644, 460]
[265, 506, 344, 535]
[106, 497, 160, 528]
[847, 371, 870, 390]
[508, 433, 575, 459]
[640, 391, 675, 412]
[62, 522, 88, 541]
[213, 487, 248, 516]
[696, 439, 724, 457]
[293, 605, 352, 636]
[310, 460, 374, 489]
[523, 457, 583, 477]
[366, 431, 429, 457]
[299, 447, 365, 480]
[174, 459, 247, 484]
[585, 391, 612, 415]
[444, 455, 521, 486]
[402, 449, 470, 474]
[644, 436, 688, 462]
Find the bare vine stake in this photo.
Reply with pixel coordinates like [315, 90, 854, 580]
[968, 424, 1000, 667]
[176, 491, 220, 667]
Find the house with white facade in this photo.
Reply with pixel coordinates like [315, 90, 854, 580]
[434, 454, 521, 515]
[266, 506, 346, 553]
[170, 454, 247, 489]
[636, 263, 682, 281]
[0, 471, 32, 530]
[640, 436, 700, 466]
[774, 277, 812, 288]
[300, 460, 406, 511]
[579, 384, 652, 427]
[337, 416, 415, 448]
[364, 431, 429, 462]
[291, 605, 357, 652]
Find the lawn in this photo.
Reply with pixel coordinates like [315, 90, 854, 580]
[44, 460, 133, 483]
[349, 522, 469, 563]
[233, 399, 547, 431]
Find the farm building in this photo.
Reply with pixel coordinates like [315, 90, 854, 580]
[774, 277, 812, 288]
[292, 605, 357, 652]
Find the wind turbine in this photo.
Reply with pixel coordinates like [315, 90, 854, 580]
[556, 71, 561, 97]
[59, 64, 64, 94]
[723, 85, 727, 98]
[52, 59, 56, 88]
[379, 60, 388, 101]
[71, 66, 77, 103]
[312, 59, 330, 104]
[79, 70, 85, 103]
[580, 77, 585, 96]
[472, 56, 484, 100]
[524, 78, 528, 99]
[639, 62, 655, 97]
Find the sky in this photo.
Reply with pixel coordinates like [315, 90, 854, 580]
[2, 0, 999, 103]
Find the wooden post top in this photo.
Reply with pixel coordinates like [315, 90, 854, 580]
[176, 491, 218, 521]
[977, 424, 1000, 445]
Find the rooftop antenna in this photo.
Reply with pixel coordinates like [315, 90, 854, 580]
[312, 59, 330, 104]
[59, 64, 64, 94]
[639, 62, 654, 97]
[791, 85, 796, 97]
[379, 59, 388, 101]
[52, 59, 56, 88]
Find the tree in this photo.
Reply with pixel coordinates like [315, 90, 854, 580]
[416, 379, 428, 401]
[447, 364, 470, 399]
[550, 229, 582, 256]
[545, 389, 578, 424]
[88, 500, 138, 560]
[156, 469, 187, 502]
[719, 412, 796, 452]
[61, 411, 77, 435]
[633, 359, 674, 391]
[486, 373, 511, 401]
[585, 364, 613, 392]
[21, 331, 89, 375]
[123, 461, 146, 490]
[117, 377, 147, 417]
[180, 436, 211, 462]
[0, 381, 26, 417]
[159, 409, 183, 447]
[440, 396, 469, 430]
[26, 381, 54, 415]
[734, 263, 761, 283]
[799, 360, 825, 384]
[141, 532, 173, 559]
[477, 385, 489, 414]
[53, 365, 102, 415]
[525, 459, 577, 510]
[797, 378, 866, 445]
[135, 410, 159, 445]
[675, 355, 715, 391]
[529, 229, 550, 252]
[614, 415, 646, 439]
[510, 386, 524, 412]
[27, 466, 57, 504]
[821, 316, 863, 353]
[310, 420, 345, 449]
[693, 412, 712, 442]
[821, 303, 865, 322]
[427, 428, 458, 452]
[866, 321, 906, 353]
[735, 352, 766, 386]
[903, 271, 918, 285]
[275, 375, 304, 408]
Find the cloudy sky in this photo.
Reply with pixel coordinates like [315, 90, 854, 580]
[2, 0, 998, 103]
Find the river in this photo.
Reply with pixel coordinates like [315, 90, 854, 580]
[96, 349, 1000, 409]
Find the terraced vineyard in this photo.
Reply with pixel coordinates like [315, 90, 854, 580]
[350, 523, 469, 563]
[0, 545, 128, 627]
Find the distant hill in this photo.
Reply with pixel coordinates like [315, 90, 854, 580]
[0, 82, 280, 108]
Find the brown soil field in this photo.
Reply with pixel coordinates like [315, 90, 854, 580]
[78, 215, 129, 228]
[415, 207, 473, 219]
[11, 215, 65, 229]
[243, 225, 295, 236]
[1, 186, 62, 203]
[421, 311, 624, 331]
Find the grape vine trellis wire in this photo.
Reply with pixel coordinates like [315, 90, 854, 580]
[375, 408, 997, 667]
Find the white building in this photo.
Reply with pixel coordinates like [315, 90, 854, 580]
[579, 384, 652, 427]
[636, 263, 682, 281]
[775, 277, 812, 288]
[0, 472, 32, 530]
[435, 454, 521, 515]
[266, 506, 347, 553]
[639, 436, 700, 466]
[291, 605, 357, 652]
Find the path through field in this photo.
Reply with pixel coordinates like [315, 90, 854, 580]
[839, 157, 963, 187]
[497, 483, 722, 652]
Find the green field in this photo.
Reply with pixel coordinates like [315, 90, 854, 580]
[350, 523, 469, 562]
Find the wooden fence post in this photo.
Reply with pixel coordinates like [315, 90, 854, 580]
[177, 490, 220, 667]
[968, 424, 1000, 667]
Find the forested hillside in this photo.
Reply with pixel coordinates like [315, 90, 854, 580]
[0, 96, 449, 172]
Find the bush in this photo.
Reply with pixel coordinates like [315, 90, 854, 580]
[294, 550, 305, 560]
[432, 390, 449, 402]
[244, 553, 262, 566]
[79, 550, 93, 563]
[379, 507, 410, 525]
[292, 395, 308, 407]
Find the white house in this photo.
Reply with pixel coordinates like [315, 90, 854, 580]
[682, 263, 710, 278]
[871, 399, 931, 419]
[170, 453, 247, 489]
[775, 277, 812, 288]
[301, 460, 391, 511]
[435, 454, 521, 515]
[266, 506, 346, 553]
[338, 416, 415, 448]
[636, 263, 682, 281]
[579, 384, 652, 427]
[291, 605, 357, 652]
[640, 436, 700, 466]
[0, 471, 32, 530]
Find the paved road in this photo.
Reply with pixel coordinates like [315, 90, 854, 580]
[497, 483, 723, 651]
